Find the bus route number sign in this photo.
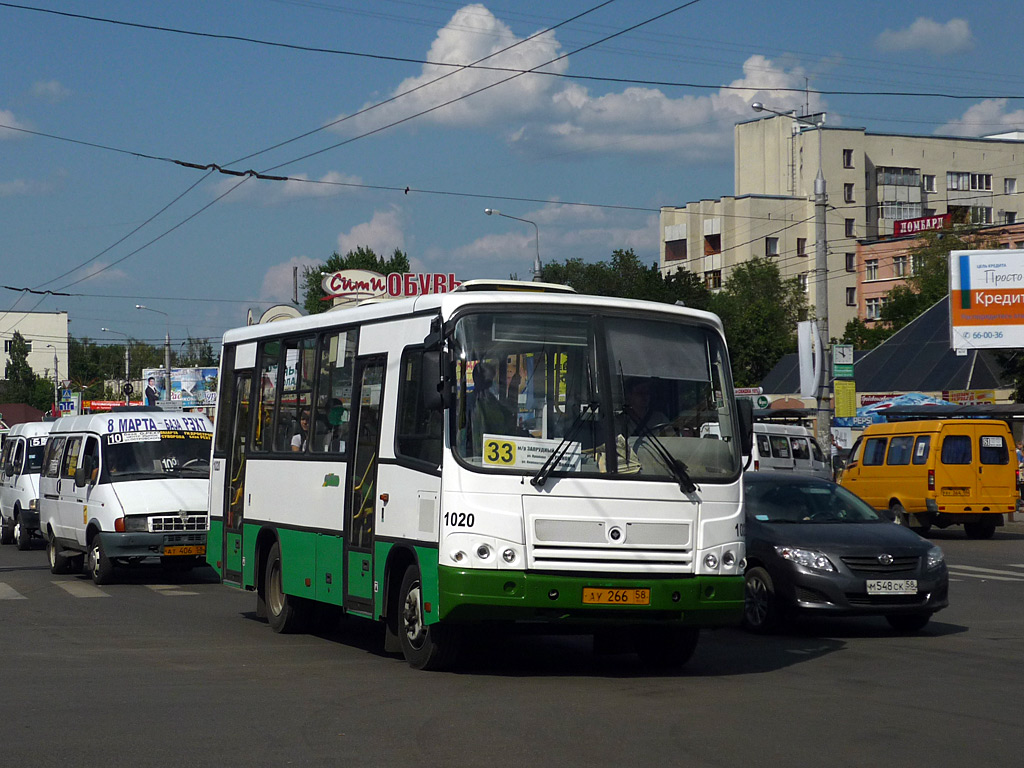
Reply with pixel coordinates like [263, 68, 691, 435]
[483, 438, 516, 466]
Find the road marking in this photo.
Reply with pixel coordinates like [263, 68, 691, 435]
[0, 583, 27, 600]
[948, 564, 1024, 578]
[147, 585, 198, 596]
[53, 580, 109, 598]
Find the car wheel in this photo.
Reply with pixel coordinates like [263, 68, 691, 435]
[88, 539, 116, 585]
[632, 625, 700, 670]
[886, 612, 932, 632]
[398, 564, 460, 670]
[0, 516, 13, 545]
[964, 521, 996, 539]
[264, 541, 310, 634]
[889, 502, 909, 526]
[743, 566, 783, 633]
[47, 536, 74, 575]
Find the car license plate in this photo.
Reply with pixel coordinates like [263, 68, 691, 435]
[163, 545, 205, 557]
[866, 579, 917, 595]
[582, 587, 650, 605]
[941, 487, 970, 497]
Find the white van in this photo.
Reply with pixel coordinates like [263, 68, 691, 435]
[38, 409, 213, 584]
[749, 423, 830, 479]
[0, 421, 55, 549]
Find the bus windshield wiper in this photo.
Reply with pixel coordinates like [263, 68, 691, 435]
[531, 402, 597, 488]
[630, 418, 699, 495]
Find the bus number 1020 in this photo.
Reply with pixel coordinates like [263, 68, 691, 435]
[444, 512, 476, 528]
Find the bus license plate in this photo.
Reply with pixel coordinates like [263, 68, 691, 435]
[582, 587, 650, 605]
[866, 579, 917, 595]
[941, 487, 970, 497]
[163, 545, 205, 557]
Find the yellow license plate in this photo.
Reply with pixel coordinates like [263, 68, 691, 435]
[163, 545, 205, 556]
[582, 587, 650, 605]
[941, 488, 970, 497]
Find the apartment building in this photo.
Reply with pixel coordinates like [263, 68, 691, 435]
[660, 115, 1024, 337]
[0, 311, 68, 384]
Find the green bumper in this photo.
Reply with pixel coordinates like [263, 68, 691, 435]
[437, 566, 743, 627]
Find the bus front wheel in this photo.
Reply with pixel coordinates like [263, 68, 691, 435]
[264, 541, 309, 634]
[398, 565, 459, 671]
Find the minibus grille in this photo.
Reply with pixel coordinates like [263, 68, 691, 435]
[150, 514, 210, 532]
[841, 555, 920, 574]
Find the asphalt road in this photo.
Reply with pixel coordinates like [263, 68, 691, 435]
[2, 523, 1023, 768]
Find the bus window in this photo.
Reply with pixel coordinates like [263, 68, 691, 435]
[277, 335, 317, 452]
[396, 346, 443, 468]
[255, 340, 281, 452]
[311, 329, 357, 454]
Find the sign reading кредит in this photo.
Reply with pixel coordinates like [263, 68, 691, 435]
[949, 249, 1024, 351]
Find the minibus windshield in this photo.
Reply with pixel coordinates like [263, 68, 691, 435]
[102, 430, 212, 481]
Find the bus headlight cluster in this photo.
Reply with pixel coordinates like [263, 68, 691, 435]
[502, 548, 516, 563]
[446, 534, 522, 569]
[701, 546, 743, 574]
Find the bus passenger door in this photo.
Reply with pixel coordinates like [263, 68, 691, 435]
[223, 373, 252, 587]
[345, 355, 386, 614]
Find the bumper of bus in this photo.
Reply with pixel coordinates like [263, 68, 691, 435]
[437, 566, 744, 626]
[97, 531, 208, 559]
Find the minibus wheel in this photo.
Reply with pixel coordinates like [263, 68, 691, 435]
[15, 508, 33, 550]
[0, 516, 13, 545]
[889, 502, 909, 527]
[47, 535, 75, 575]
[88, 539, 115, 585]
[398, 565, 460, 670]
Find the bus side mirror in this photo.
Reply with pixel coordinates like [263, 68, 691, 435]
[75, 455, 96, 488]
[738, 399, 754, 457]
[421, 350, 451, 411]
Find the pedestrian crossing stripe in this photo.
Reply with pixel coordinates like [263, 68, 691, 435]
[0, 583, 26, 600]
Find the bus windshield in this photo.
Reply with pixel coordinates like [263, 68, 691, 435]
[102, 430, 212, 481]
[451, 311, 740, 483]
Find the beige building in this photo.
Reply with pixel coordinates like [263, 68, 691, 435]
[0, 311, 69, 386]
[661, 114, 1024, 337]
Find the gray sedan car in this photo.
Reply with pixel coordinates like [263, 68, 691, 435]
[743, 472, 949, 633]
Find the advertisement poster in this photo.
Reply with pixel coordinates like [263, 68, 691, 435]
[949, 249, 1024, 351]
[142, 367, 218, 407]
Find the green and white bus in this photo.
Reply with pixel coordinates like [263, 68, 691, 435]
[207, 281, 753, 669]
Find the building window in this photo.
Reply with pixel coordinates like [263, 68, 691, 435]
[664, 239, 687, 262]
[1007, 212, 1018, 224]
[971, 206, 993, 224]
[845, 253, 856, 272]
[704, 234, 721, 256]
[846, 287, 856, 306]
[923, 174, 936, 193]
[843, 149, 854, 169]
[845, 218, 856, 237]
[877, 202, 922, 220]
[3, 340, 31, 353]
[844, 183, 855, 203]
[876, 167, 920, 187]
[894, 255, 908, 277]
[798, 273, 808, 293]
[797, 238, 807, 257]
[865, 259, 879, 281]
[865, 297, 883, 320]
[971, 173, 992, 191]
[1005, 178, 1017, 195]
[765, 237, 779, 257]
[948, 171, 992, 191]
[704, 270, 722, 290]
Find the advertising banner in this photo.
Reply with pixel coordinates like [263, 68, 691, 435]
[142, 368, 219, 407]
[949, 249, 1024, 350]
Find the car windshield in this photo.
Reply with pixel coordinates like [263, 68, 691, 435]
[26, 438, 47, 473]
[102, 430, 212, 481]
[745, 477, 885, 523]
[450, 310, 741, 484]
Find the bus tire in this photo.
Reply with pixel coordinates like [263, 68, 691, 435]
[964, 521, 996, 539]
[632, 625, 700, 670]
[47, 536, 74, 575]
[264, 541, 309, 634]
[89, 539, 115, 585]
[398, 565, 459, 670]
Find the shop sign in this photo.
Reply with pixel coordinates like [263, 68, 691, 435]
[321, 270, 462, 301]
[893, 214, 950, 237]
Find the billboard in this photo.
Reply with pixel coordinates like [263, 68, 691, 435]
[142, 367, 218, 407]
[949, 249, 1024, 351]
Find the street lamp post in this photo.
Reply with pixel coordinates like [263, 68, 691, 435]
[136, 304, 172, 406]
[101, 327, 131, 405]
[45, 344, 59, 415]
[751, 102, 830, 448]
[485, 208, 542, 282]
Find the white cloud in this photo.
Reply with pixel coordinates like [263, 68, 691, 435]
[32, 80, 71, 103]
[337, 208, 406, 256]
[0, 109, 30, 140]
[335, 3, 567, 132]
[71, 260, 130, 285]
[212, 170, 363, 204]
[876, 18, 973, 56]
[937, 99, 1024, 138]
[260, 255, 320, 303]
[0, 178, 48, 197]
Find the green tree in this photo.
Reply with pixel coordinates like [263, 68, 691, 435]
[0, 331, 42, 406]
[175, 335, 217, 368]
[710, 258, 806, 387]
[301, 246, 411, 314]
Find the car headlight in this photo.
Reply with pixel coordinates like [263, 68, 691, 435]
[124, 516, 149, 533]
[775, 546, 836, 573]
[926, 545, 945, 570]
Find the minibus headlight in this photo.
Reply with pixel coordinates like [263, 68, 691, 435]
[926, 545, 945, 570]
[123, 516, 149, 533]
[29, 499, 38, 511]
[776, 546, 836, 573]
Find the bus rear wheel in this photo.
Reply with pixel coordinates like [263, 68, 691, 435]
[398, 565, 459, 670]
[264, 541, 309, 633]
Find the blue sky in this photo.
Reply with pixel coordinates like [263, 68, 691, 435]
[2, 0, 1022, 351]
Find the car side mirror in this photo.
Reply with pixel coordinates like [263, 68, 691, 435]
[737, 399, 754, 457]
